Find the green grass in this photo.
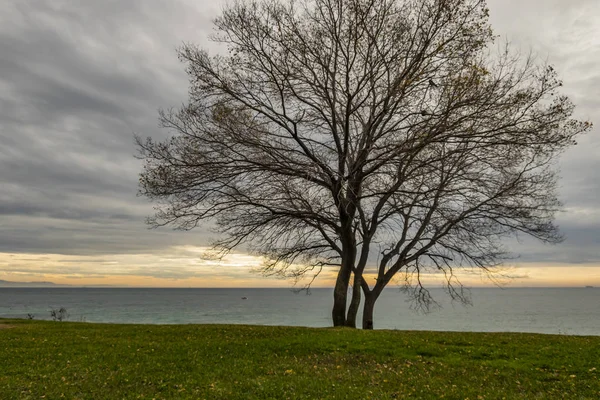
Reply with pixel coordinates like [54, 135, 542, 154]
[1, 319, 598, 399]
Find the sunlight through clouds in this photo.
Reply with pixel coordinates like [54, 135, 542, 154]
[0, 246, 269, 285]
[1, 249, 599, 287]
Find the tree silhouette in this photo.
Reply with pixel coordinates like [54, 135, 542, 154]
[137, 0, 591, 328]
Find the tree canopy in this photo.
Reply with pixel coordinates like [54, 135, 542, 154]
[138, 0, 591, 328]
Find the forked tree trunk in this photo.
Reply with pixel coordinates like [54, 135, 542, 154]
[345, 272, 362, 328]
[333, 231, 356, 327]
[332, 264, 352, 326]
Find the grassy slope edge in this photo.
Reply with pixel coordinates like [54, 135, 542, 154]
[0, 319, 598, 399]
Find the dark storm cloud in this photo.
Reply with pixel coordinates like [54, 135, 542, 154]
[0, 0, 598, 274]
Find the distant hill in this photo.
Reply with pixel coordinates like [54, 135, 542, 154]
[0, 280, 69, 287]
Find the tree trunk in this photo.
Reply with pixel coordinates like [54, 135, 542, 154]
[362, 292, 378, 330]
[331, 264, 352, 326]
[332, 227, 356, 327]
[345, 272, 362, 328]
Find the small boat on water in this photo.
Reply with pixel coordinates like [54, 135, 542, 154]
[241, 296, 248, 299]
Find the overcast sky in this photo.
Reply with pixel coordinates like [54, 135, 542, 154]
[0, 0, 598, 287]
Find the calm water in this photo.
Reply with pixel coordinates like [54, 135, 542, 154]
[1, 287, 598, 336]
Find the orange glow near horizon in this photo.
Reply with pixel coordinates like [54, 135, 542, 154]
[1, 248, 599, 288]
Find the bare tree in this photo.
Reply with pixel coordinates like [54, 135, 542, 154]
[137, 0, 591, 328]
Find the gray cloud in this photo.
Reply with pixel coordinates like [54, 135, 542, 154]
[0, 0, 598, 274]
[0, 0, 221, 256]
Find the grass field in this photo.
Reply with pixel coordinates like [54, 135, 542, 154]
[0, 319, 598, 399]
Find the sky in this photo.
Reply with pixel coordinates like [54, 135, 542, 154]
[0, 0, 598, 288]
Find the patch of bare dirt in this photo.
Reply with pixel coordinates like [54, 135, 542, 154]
[0, 324, 15, 330]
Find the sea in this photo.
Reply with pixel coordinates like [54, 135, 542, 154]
[0, 287, 598, 336]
